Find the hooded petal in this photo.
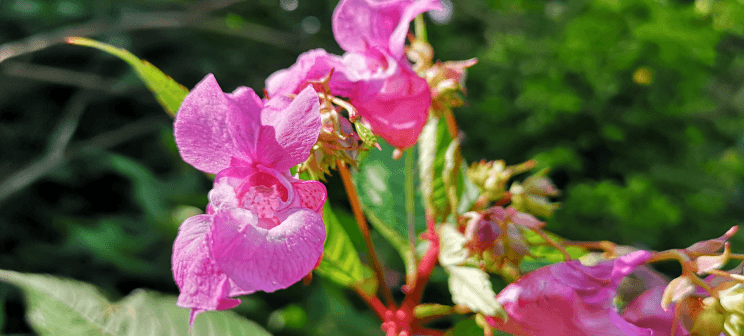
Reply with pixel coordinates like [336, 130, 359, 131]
[174, 74, 262, 174]
[332, 0, 443, 59]
[256, 86, 322, 171]
[266, 49, 358, 99]
[210, 207, 326, 293]
[487, 251, 655, 336]
[171, 215, 247, 326]
[350, 63, 430, 149]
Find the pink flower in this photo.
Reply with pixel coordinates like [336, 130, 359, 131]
[171, 74, 327, 326]
[486, 250, 665, 336]
[267, 0, 441, 149]
[334, 0, 440, 149]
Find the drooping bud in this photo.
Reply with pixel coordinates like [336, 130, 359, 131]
[697, 242, 732, 275]
[510, 168, 560, 218]
[406, 38, 434, 74]
[661, 276, 696, 310]
[425, 58, 478, 117]
[296, 71, 375, 180]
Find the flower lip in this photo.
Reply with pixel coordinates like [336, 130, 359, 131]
[237, 171, 290, 203]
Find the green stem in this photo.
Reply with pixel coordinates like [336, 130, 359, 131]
[414, 14, 427, 42]
[405, 147, 418, 275]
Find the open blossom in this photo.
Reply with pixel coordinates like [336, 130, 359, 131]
[486, 250, 686, 336]
[171, 74, 327, 326]
[266, 0, 441, 149]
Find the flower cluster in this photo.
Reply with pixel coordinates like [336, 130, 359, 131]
[171, 0, 450, 328]
[163, 0, 744, 334]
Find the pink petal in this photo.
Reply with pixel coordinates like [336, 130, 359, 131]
[552, 250, 653, 305]
[621, 286, 689, 336]
[174, 74, 261, 174]
[266, 49, 358, 99]
[210, 207, 326, 293]
[488, 251, 655, 336]
[350, 63, 430, 149]
[171, 215, 247, 327]
[332, 0, 442, 59]
[291, 179, 328, 213]
[226, 89, 266, 165]
[256, 86, 322, 171]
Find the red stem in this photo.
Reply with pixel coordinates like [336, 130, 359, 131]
[401, 213, 439, 313]
[337, 160, 395, 306]
[354, 287, 387, 321]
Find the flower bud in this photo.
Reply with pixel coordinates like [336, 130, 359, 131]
[689, 297, 725, 336]
[720, 283, 744, 335]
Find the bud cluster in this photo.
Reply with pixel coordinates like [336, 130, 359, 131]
[295, 73, 378, 180]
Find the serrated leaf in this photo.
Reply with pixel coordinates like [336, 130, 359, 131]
[67, 37, 188, 116]
[438, 225, 506, 319]
[316, 203, 373, 290]
[0, 270, 271, 336]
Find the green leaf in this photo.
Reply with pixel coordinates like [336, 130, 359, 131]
[67, 37, 189, 116]
[417, 116, 440, 211]
[316, 203, 372, 290]
[421, 116, 454, 216]
[0, 269, 271, 336]
[519, 230, 587, 272]
[442, 137, 462, 218]
[438, 225, 506, 319]
[419, 117, 474, 221]
[353, 142, 427, 277]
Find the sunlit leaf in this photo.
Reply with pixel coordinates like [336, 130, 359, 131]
[0, 269, 271, 336]
[353, 142, 427, 277]
[438, 225, 506, 319]
[316, 203, 374, 292]
[67, 37, 189, 116]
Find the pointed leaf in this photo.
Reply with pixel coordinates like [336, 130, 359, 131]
[67, 37, 188, 116]
[0, 270, 271, 336]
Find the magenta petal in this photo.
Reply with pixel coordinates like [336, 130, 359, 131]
[489, 251, 655, 336]
[172, 215, 245, 325]
[266, 49, 357, 99]
[175, 74, 259, 174]
[351, 63, 430, 149]
[291, 179, 328, 213]
[332, 0, 443, 59]
[256, 86, 321, 171]
[552, 250, 653, 304]
[211, 207, 326, 293]
[621, 286, 689, 336]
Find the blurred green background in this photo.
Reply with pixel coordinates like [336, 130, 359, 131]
[0, 0, 743, 334]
